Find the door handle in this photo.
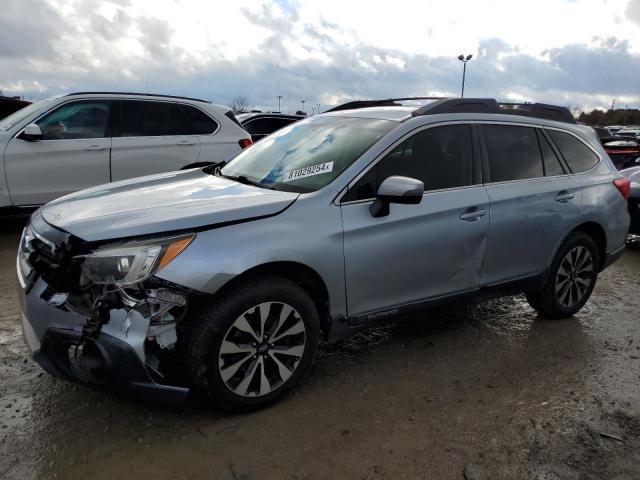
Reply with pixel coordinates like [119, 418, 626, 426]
[84, 145, 106, 151]
[460, 208, 488, 222]
[176, 140, 195, 146]
[555, 191, 574, 203]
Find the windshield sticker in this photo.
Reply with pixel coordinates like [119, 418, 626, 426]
[283, 162, 334, 182]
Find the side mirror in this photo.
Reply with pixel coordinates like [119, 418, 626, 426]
[370, 176, 424, 217]
[21, 124, 43, 142]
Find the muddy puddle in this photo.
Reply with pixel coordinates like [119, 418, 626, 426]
[1, 220, 639, 479]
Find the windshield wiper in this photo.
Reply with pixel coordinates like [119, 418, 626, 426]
[219, 173, 275, 190]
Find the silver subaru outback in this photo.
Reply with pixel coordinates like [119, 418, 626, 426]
[18, 98, 630, 411]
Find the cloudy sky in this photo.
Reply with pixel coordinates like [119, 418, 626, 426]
[1, 0, 640, 113]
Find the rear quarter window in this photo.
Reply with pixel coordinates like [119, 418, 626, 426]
[182, 105, 219, 134]
[547, 130, 599, 173]
[483, 125, 543, 182]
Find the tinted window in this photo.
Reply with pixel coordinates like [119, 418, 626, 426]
[169, 104, 191, 135]
[120, 101, 205, 136]
[36, 101, 111, 140]
[538, 131, 565, 176]
[182, 105, 218, 134]
[343, 124, 474, 202]
[484, 125, 543, 182]
[547, 130, 599, 173]
[244, 118, 271, 135]
[121, 101, 170, 136]
[244, 117, 295, 136]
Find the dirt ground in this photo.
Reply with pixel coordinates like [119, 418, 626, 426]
[1, 218, 639, 480]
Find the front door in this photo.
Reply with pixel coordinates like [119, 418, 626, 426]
[340, 124, 490, 318]
[4, 100, 111, 205]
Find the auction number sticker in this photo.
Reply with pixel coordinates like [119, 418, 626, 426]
[283, 162, 334, 182]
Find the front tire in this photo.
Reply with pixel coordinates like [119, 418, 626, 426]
[526, 232, 599, 319]
[185, 276, 320, 411]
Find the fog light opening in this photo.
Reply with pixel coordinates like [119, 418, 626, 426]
[67, 341, 109, 384]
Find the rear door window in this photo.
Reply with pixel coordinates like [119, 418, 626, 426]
[483, 125, 543, 182]
[547, 130, 599, 173]
[121, 101, 211, 136]
[121, 100, 171, 137]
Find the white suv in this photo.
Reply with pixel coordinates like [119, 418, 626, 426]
[0, 92, 251, 210]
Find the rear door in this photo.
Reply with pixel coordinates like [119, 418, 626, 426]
[480, 123, 581, 285]
[4, 100, 111, 205]
[340, 123, 490, 317]
[110, 100, 201, 181]
[183, 104, 239, 164]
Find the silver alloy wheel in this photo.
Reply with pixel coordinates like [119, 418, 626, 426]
[218, 302, 306, 397]
[555, 246, 594, 308]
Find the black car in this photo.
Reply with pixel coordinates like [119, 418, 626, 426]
[0, 95, 30, 120]
[621, 166, 640, 236]
[236, 112, 305, 142]
[601, 136, 640, 170]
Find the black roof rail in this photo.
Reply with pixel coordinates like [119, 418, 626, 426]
[499, 102, 577, 124]
[325, 96, 444, 112]
[65, 92, 212, 104]
[412, 97, 576, 124]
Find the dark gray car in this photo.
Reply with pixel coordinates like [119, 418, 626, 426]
[18, 98, 630, 410]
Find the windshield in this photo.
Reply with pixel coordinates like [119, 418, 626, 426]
[220, 116, 396, 192]
[0, 98, 55, 132]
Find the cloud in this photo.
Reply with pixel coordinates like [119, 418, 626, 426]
[0, 0, 639, 112]
[626, 0, 640, 26]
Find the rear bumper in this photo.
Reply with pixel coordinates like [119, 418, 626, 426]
[20, 277, 189, 408]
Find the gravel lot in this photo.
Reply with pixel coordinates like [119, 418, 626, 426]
[1, 218, 639, 480]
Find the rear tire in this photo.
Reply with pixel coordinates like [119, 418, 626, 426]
[185, 276, 319, 411]
[526, 232, 599, 319]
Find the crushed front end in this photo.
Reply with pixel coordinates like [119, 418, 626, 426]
[18, 211, 196, 407]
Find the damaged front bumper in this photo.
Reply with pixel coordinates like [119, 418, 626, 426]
[19, 235, 191, 408]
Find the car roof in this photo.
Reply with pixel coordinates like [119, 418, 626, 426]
[58, 92, 234, 116]
[65, 91, 211, 104]
[237, 112, 306, 122]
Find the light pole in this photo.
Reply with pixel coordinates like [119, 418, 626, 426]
[457, 54, 473, 98]
[317, 103, 321, 114]
[277, 95, 283, 112]
[301, 100, 306, 113]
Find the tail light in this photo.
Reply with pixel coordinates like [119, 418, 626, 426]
[238, 138, 253, 149]
[613, 177, 631, 200]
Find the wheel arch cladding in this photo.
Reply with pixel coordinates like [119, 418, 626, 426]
[204, 261, 331, 338]
[572, 222, 607, 270]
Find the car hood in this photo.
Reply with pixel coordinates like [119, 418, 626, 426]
[40, 169, 299, 241]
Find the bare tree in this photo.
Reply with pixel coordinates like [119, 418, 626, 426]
[229, 96, 250, 113]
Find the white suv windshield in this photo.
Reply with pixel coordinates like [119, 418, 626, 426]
[0, 98, 55, 132]
[220, 116, 396, 192]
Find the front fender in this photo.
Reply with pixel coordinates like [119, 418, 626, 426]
[155, 198, 347, 318]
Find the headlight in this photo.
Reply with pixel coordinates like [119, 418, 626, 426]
[75, 234, 194, 286]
